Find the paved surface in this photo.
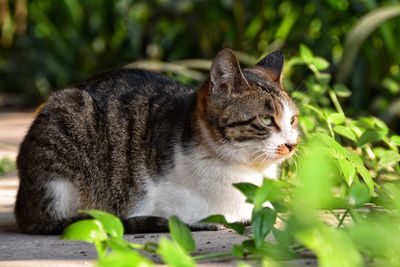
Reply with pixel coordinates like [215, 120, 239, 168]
[0, 112, 317, 266]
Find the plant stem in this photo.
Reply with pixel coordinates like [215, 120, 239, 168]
[95, 241, 106, 259]
[327, 120, 335, 138]
[337, 209, 350, 228]
[328, 89, 344, 115]
[193, 251, 232, 261]
[277, 214, 289, 223]
[128, 243, 144, 250]
[364, 145, 376, 160]
[328, 210, 341, 223]
[291, 244, 306, 251]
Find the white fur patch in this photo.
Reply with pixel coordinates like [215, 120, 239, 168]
[281, 103, 298, 145]
[46, 180, 79, 219]
[128, 142, 279, 224]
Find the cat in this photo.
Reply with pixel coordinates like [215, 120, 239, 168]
[15, 48, 299, 234]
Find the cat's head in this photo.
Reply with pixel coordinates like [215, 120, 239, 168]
[195, 48, 299, 169]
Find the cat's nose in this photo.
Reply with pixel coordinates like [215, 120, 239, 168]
[285, 143, 297, 152]
[276, 143, 297, 156]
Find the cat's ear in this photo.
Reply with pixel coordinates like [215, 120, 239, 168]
[210, 48, 248, 94]
[255, 51, 284, 83]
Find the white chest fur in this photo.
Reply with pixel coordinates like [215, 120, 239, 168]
[129, 146, 278, 224]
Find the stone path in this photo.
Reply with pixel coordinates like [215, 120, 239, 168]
[0, 112, 317, 266]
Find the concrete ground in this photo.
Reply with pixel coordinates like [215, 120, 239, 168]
[0, 112, 317, 266]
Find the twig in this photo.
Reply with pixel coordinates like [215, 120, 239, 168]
[337, 209, 350, 228]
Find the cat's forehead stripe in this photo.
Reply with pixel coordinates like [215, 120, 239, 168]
[266, 97, 284, 116]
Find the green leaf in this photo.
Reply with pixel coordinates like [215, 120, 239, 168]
[272, 227, 294, 247]
[251, 242, 295, 261]
[299, 44, 314, 63]
[343, 149, 364, 166]
[237, 262, 252, 267]
[390, 135, 400, 146]
[357, 129, 386, 146]
[341, 148, 374, 193]
[328, 113, 345, 125]
[333, 84, 352, 98]
[142, 242, 158, 254]
[356, 117, 389, 132]
[201, 214, 245, 235]
[315, 72, 332, 85]
[252, 207, 277, 248]
[61, 219, 107, 243]
[253, 179, 286, 209]
[304, 104, 325, 119]
[98, 250, 154, 267]
[261, 258, 281, 267]
[274, 11, 298, 41]
[300, 116, 316, 131]
[313, 57, 329, 70]
[316, 133, 346, 159]
[286, 56, 305, 67]
[355, 165, 374, 193]
[233, 182, 258, 203]
[338, 159, 356, 185]
[232, 244, 245, 257]
[168, 216, 195, 253]
[107, 238, 133, 252]
[356, 117, 375, 129]
[338, 5, 400, 83]
[372, 118, 389, 131]
[379, 150, 400, 167]
[239, 239, 294, 261]
[383, 77, 400, 94]
[83, 210, 124, 238]
[347, 182, 371, 207]
[295, 223, 363, 267]
[348, 216, 400, 262]
[157, 237, 196, 267]
[334, 125, 356, 141]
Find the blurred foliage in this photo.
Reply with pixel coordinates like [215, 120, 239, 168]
[0, 156, 15, 175]
[0, 0, 399, 131]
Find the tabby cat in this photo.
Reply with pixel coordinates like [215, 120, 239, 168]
[15, 48, 298, 234]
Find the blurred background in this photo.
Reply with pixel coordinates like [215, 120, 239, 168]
[0, 0, 399, 131]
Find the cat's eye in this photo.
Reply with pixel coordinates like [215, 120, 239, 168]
[290, 115, 297, 125]
[260, 115, 274, 126]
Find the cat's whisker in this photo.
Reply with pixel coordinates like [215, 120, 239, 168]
[248, 151, 267, 165]
[259, 152, 272, 167]
[247, 149, 267, 158]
